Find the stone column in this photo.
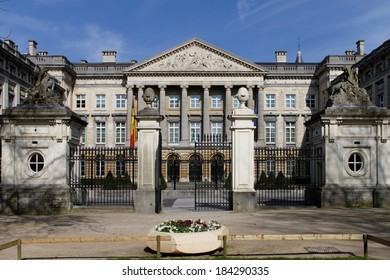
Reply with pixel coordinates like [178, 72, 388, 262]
[159, 84, 167, 146]
[181, 84, 189, 144]
[134, 88, 164, 213]
[247, 84, 254, 109]
[203, 84, 210, 135]
[125, 83, 134, 146]
[136, 85, 144, 112]
[228, 87, 257, 211]
[256, 84, 265, 146]
[225, 84, 233, 141]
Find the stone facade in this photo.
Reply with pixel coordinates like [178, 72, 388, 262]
[0, 37, 371, 185]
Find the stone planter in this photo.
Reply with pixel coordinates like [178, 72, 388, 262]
[146, 226, 229, 254]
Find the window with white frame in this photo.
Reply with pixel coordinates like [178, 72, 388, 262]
[96, 94, 106, 109]
[169, 95, 180, 109]
[306, 94, 316, 109]
[115, 122, 126, 144]
[168, 122, 180, 143]
[285, 94, 296, 109]
[76, 94, 86, 108]
[265, 94, 276, 109]
[266, 160, 275, 176]
[116, 158, 126, 177]
[211, 122, 223, 142]
[152, 95, 159, 109]
[286, 160, 296, 177]
[285, 122, 296, 144]
[190, 95, 201, 109]
[95, 158, 105, 177]
[190, 122, 201, 143]
[116, 94, 126, 108]
[211, 95, 222, 109]
[232, 95, 239, 109]
[96, 122, 106, 144]
[80, 127, 86, 144]
[265, 121, 276, 144]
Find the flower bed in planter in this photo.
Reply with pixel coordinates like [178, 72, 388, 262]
[146, 219, 229, 254]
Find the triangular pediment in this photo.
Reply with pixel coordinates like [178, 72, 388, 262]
[125, 38, 266, 73]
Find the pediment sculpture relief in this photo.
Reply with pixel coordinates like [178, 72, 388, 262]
[147, 47, 242, 71]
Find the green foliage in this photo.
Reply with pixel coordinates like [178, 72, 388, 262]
[275, 171, 286, 187]
[255, 171, 267, 189]
[267, 171, 276, 187]
[225, 172, 232, 190]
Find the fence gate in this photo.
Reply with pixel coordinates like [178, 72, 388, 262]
[68, 147, 137, 206]
[254, 147, 323, 207]
[194, 136, 233, 211]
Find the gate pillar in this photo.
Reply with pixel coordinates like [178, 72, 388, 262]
[134, 88, 164, 213]
[228, 87, 257, 211]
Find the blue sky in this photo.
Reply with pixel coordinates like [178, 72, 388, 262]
[1, 0, 390, 64]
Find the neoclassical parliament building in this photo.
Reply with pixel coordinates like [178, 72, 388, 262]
[1, 37, 390, 164]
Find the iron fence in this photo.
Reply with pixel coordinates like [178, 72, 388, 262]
[254, 147, 324, 207]
[68, 146, 137, 206]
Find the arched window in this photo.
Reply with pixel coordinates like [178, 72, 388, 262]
[211, 153, 224, 182]
[189, 153, 202, 182]
[29, 153, 44, 173]
[167, 154, 180, 182]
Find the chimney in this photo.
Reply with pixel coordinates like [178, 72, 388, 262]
[5, 39, 18, 51]
[275, 50, 287, 63]
[356, 40, 365, 56]
[28, 40, 38, 56]
[102, 50, 117, 63]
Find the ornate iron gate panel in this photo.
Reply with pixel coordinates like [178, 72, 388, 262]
[68, 147, 137, 206]
[194, 136, 233, 211]
[254, 147, 323, 207]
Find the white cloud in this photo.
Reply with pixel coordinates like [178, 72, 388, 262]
[61, 23, 124, 62]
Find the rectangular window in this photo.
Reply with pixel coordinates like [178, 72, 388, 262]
[168, 122, 180, 143]
[190, 95, 201, 109]
[211, 122, 223, 142]
[232, 95, 240, 109]
[116, 94, 126, 108]
[306, 94, 316, 109]
[152, 95, 159, 109]
[285, 122, 296, 144]
[80, 127, 86, 144]
[76, 94, 86, 108]
[286, 160, 296, 177]
[115, 122, 126, 144]
[116, 159, 126, 177]
[265, 94, 276, 109]
[190, 122, 201, 143]
[265, 121, 276, 144]
[266, 160, 275, 176]
[95, 160, 105, 177]
[285, 94, 296, 109]
[96, 94, 106, 109]
[211, 95, 222, 109]
[169, 95, 180, 108]
[96, 122, 106, 144]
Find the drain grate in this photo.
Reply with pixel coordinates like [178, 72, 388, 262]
[304, 247, 341, 254]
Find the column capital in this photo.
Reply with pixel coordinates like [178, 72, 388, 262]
[158, 83, 167, 89]
[224, 84, 233, 89]
[202, 84, 210, 89]
[136, 84, 144, 89]
[180, 84, 189, 89]
[246, 84, 255, 89]
[125, 82, 134, 89]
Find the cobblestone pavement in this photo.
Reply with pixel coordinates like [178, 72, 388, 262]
[1, 207, 390, 259]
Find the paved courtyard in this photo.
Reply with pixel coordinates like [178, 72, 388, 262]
[1, 207, 390, 259]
